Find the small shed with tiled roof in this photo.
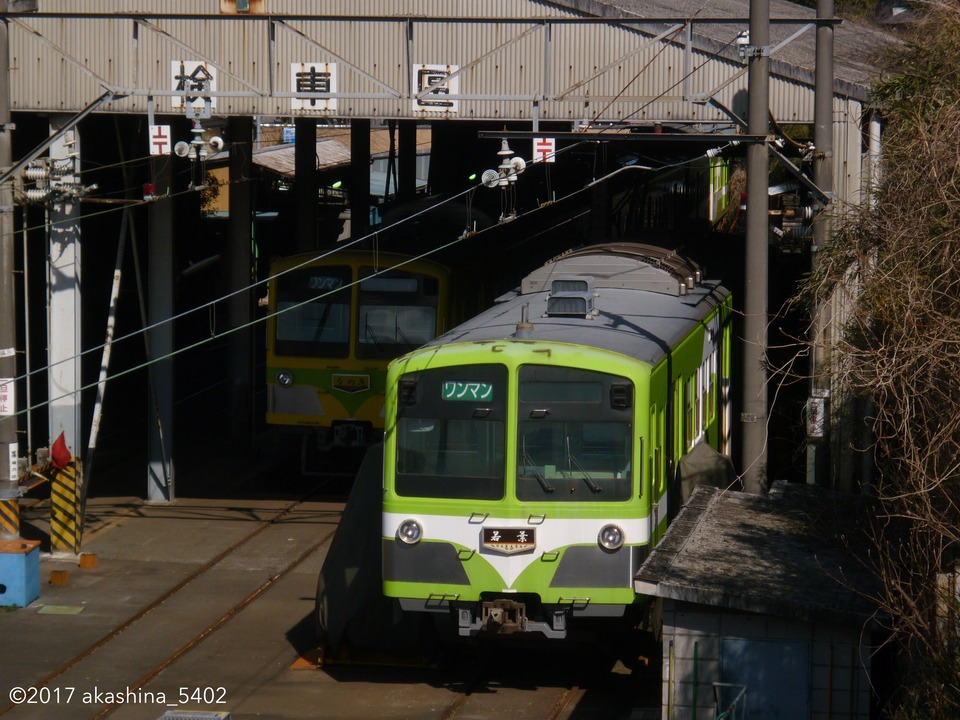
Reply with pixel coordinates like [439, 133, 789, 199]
[635, 483, 884, 720]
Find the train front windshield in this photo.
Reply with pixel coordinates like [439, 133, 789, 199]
[393, 364, 633, 502]
[357, 269, 440, 360]
[274, 265, 351, 358]
[395, 365, 507, 501]
[516, 366, 633, 502]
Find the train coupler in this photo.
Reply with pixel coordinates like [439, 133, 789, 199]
[457, 600, 568, 639]
[331, 420, 372, 447]
[481, 599, 527, 634]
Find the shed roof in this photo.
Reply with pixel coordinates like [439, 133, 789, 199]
[635, 483, 883, 625]
[252, 127, 432, 177]
[565, 0, 902, 99]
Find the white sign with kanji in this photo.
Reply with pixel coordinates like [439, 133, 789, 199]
[533, 137, 556, 163]
[291, 62, 337, 112]
[412, 64, 459, 114]
[149, 125, 172, 155]
[0, 377, 13, 416]
[171, 61, 217, 111]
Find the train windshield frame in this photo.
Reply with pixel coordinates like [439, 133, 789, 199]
[516, 365, 633, 502]
[357, 268, 440, 360]
[394, 364, 507, 500]
[273, 265, 351, 358]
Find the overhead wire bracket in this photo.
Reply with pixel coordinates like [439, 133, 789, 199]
[0, 89, 125, 188]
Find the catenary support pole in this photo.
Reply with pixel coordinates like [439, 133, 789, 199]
[741, 0, 770, 494]
[147, 155, 174, 502]
[808, 0, 835, 487]
[0, 3, 19, 534]
[47, 117, 82, 465]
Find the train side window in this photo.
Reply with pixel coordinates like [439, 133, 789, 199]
[647, 404, 657, 498]
[706, 348, 717, 423]
[696, 364, 705, 441]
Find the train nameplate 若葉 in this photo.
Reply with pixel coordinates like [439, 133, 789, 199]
[482, 528, 536, 555]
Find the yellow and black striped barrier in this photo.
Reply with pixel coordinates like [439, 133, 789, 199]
[50, 459, 82, 554]
[0, 497, 19, 538]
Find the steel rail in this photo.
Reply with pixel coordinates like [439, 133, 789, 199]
[89, 525, 336, 719]
[0, 484, 335, 717]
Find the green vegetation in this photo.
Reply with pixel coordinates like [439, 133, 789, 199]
[798, 2, 960, 716]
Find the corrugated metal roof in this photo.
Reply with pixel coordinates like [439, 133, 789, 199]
[5, 1, 899, 117]
[557, 0, 900, 98]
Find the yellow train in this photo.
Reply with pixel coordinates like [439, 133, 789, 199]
[265, 250, 449, 467]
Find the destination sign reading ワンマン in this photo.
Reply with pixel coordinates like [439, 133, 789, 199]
[442, 381, 493, 401]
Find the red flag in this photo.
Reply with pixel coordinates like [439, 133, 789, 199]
[51, 432, 71, 469]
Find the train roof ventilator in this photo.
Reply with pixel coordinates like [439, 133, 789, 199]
[545, 275, 598, 318]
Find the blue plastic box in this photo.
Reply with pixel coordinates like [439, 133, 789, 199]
[0, 538, 41, 607]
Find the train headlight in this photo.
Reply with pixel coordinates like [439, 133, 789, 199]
[398, 519, 423, 545]
[598, 524, 625, 551]
[276, 370, 294, 387]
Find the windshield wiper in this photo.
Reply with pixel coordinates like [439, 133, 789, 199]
[521, 438, 554, 494]
[365, 322, 383, 349]
[566, 436, 602, 494]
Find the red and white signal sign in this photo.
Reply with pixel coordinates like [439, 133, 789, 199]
[533, 137, 556, 163]
[149, 125, 171, 156]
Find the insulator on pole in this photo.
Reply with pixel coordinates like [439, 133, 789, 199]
[24, 165, 49, 181]
[24, 187, 51, 203]
[49, 159, 74, 178]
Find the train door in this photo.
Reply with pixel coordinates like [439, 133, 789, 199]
[649, 403, 666, 545]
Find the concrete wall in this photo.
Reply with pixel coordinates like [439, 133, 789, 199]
[661, 600, 873, 720]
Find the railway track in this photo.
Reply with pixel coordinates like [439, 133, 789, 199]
[386, 633, 659, 720]
[1, 482, 340, 720]
[4, 478, 662, 719]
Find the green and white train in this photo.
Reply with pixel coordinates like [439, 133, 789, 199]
[381, 242, 733, 639]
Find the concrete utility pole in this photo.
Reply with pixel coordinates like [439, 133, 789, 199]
[147, 155, 174, 502]
[808, 0, 835, 487]
[741, 0, 771, 494]
[47, 118, 82, 461]
[0, 2, 18, 532]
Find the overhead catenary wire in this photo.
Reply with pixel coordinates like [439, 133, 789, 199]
[7, 122, 700, 421]
[577, 0, 766, 137]
[7, 136, 596, 399]
[5, 167, 510, 418]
